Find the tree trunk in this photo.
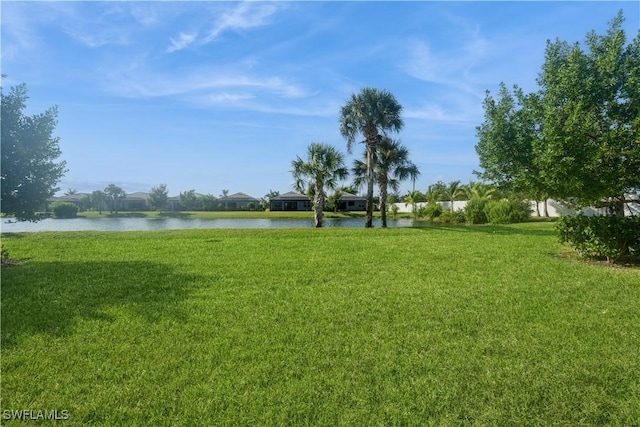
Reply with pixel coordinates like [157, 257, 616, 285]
[313, 185, 324, 228]
[365, 140, 375, 228]
[380, 180, 388, 228]
[543, 199, 549, 217]
[535, 200, 541, 217]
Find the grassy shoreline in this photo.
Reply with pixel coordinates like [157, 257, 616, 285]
[73, 210, 390, 220]
[2, 223, 638, 425]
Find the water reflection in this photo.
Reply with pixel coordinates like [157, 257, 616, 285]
[1, 217, 417, 232]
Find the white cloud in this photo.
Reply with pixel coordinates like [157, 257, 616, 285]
[202, 1, 279, 44]
[166, 32, 198, 53]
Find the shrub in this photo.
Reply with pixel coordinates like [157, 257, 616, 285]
[51, 201, 78, 219]
[556, 214, 640, 263]
[486, 200, 512, 224]
[439, 209, 466, 224]
[464, 197, 488, 224]
[390, 204, 399, 219]
[486, 198, 531, 224]
[424, 202, 443, 220]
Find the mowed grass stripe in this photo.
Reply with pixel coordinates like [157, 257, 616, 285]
[2, 224, 639, 425]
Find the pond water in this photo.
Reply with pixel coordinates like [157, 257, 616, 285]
[1, 217, 417, 232]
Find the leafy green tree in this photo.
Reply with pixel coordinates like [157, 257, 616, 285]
[180, 189, 198, 211]
[291, 143, 348, 228]
[327, 189, 343, 213]
[219, 189, 229, 198]
[91, 190, 107, 214]
[199, 194, 218, 211]
[104, 184, 126, 214]
[1, 83, 67, 221]
[537, 12, 639, 216]
[353, 137, 419, 227]
[78, 195, 92, 212]
[476, 11, 640, 217]
[147, 184, 169, 211]
[475, 83, 550, 213]
[340, 87, 404, 227]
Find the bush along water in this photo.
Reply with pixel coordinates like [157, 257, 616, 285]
[557, 214, 640, 263]
[51, 201, 79, 219]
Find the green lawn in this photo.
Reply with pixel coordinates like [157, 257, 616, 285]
[1, 223, 638, 426]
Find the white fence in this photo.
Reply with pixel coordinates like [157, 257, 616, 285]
[390, 198, 639, 217]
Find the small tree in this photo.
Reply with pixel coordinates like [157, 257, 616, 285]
[104, 184, 126, 214]
[327, 189, 343, 213]
[180, 189, 198, 211]
[291, 143, 348, 228]
[147, 184, 169, 211]
[91, 190, 107, 214]
[1, 82, 67, 221]
[199, 194, 218, 211]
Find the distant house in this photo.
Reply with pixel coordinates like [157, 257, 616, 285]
[269, 191, 311, 211]
[121, 192, 148, 211]
[217, 192, 260, 210]
[338, 192, 366, 211]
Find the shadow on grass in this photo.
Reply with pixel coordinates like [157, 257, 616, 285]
[1, 261, 199, 350]
[157, 211, 194, 219]
[408, 222, 557, 237]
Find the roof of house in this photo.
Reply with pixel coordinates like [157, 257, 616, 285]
[340, 192, 366, 201]
[125, 192, 149, 200]
[270, 191, 310, 201]
[217, 192, 259, 202]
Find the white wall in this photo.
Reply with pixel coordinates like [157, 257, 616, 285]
[390, 198, 638, 217]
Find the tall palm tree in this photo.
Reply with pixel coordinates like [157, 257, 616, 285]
[291, 143, 348, 228]
[443, 180, 466, 212]
[353, 137, 419, 228]
[340, 87, 404, 228]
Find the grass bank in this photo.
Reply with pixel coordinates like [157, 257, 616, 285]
[2, 223, 638, 425]
[76, 210, 389, 220]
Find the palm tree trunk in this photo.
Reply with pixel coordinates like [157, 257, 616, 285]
[380, 180, 388, 228]
[365, 141, 375, 228]
[314, 185, 324, 228]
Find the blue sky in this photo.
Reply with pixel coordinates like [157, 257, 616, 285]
[2, 1, 639, 199]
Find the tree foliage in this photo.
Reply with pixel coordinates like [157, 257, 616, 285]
[1, 83, 67, 221]
[180, 189, 198, 211]
[476, 11, 639, 216]
[353, 137, 419, 227]
[340, 87, 404, 227]
[104, 184, 126, 214]
[291, 143, 348, 228]
[147, 184, 169, 211]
